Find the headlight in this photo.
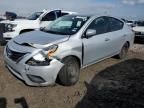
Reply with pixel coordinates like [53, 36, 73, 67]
[5, 23, 17, 31]
[26, 45, 58, 66]
[26, 52, 51, 66]
[33, 53, 45, 61]
[44, 44, 58, 57]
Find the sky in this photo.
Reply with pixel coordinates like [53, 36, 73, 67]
[0, 0, 144, 20]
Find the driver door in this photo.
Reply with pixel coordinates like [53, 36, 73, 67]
[83, 16, 110, 66]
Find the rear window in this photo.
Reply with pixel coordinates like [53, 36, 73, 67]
[108, 17, 124, 32]
[56, 12, 69, 18]
[61, 12, 69, 16]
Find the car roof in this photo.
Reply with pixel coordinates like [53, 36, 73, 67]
[42, 9, 77, 14]
[63, 14, 124, 21]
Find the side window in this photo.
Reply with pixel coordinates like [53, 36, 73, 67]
[61, 12, 69, 16]
[55, 10, 61, 18]
[56, 11, 69, 18]
[41, 11, 56, 21]
[87, 17, 109, 35]
[108, 17, 124, 32]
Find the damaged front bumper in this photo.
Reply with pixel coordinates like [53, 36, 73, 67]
[4, 49, 64, 86]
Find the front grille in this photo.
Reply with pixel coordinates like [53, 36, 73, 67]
[6, 46, 27, 62]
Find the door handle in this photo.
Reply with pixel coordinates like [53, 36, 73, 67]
[105, 38, 110, 41]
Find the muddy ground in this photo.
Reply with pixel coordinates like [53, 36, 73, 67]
[0, 41, 144, 108]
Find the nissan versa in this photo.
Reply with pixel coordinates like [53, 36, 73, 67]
[4, 15, 134, 86]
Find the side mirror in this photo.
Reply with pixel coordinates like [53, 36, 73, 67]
[85, 29, 96, 38]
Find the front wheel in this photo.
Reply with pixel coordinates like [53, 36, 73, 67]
[117, 43, 129, 59]
[58, 56, 80, 86]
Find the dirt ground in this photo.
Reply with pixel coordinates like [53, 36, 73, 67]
[0, 42, 144, 108]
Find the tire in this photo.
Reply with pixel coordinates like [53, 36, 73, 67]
[117, 43, 129, 59]
[58, 56, 80, 86]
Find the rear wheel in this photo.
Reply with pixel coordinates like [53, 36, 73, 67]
[117, 43, 129, 59]
[58, 56, 80, 86]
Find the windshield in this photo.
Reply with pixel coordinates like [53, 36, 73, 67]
[28, 12, 43, 20]
[44, 15, 90, 35]
[137, 21, 144, 26]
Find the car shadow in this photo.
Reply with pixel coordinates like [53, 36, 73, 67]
[76, 59, 144, 108]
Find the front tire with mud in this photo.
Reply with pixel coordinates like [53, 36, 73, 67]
[58, 56, 80, 86]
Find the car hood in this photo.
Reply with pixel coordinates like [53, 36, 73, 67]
[13, 30, 69, 48]
[133, 26, 144, 32]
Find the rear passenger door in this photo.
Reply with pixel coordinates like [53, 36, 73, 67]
[107, 17, 125, 54]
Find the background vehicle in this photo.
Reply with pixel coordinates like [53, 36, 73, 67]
[4, 15, 134, 86]
[121, 18, 136, 27]
[126, 20, 136, 27]
[133, 21, 144, 41]
[0, 9, 77, 43]
[5, 11, 17, 21]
